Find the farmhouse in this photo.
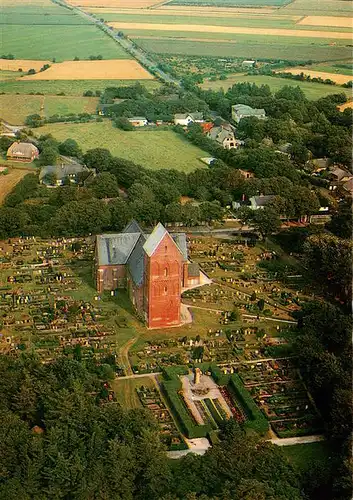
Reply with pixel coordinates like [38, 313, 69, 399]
[174, 113, 204, 126]
[208, 126, 239, 150]
[6, 142, 39, 162]
[328, 167, 353, 191]
[232, 104, 266, 124]
[242, 60, 256, 69]
[249, 195, 276, 210]
[39, 164, 94, 186]
[128, 116, 148, 127]
[95, 220, 202, 329]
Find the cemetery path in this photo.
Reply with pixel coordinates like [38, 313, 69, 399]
[269, 434, 325, 446]
[119, 337, 138, 376]
[116, 372, 162, 380]
[185, 304, 297, 324]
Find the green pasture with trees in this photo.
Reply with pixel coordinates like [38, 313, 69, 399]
[35, 122, 209, 172]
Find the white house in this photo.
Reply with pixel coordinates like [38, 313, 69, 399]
[174, 112, 204, 126]
[232, 104, 266, 124]
[127, 117, 148, 127]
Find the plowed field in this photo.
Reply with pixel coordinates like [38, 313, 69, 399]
[20, 60, 154, 80]
[108, 22, 353, 39]
[281, 68, 353, 84]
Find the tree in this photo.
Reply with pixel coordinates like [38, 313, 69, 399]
[252, 207, 281, 239]
[108, 198, 131, 231]
[43, 172, 57, 186]
[327, 200, 352, 239]
[88, 172, 120, 199]
[39, 147, 58, 166]
[164, 202, 183, 224]
[199, 201, 223, 223]
[58, 139, 82, 158]
[114, 117, 134, 131]
[50, 199, 111, 236]
[25, 114, 44, 128]
[83, 148, 112, 172]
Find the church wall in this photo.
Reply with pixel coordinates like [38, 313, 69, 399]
[96, 264, 126, 293]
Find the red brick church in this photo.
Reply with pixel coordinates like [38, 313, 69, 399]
[95, 221, 200, 329]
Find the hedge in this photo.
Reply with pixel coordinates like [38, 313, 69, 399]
[204, 398, 224, 426]
[228, 374, 269, 435]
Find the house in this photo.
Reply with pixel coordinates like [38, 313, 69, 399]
[127, 117, 148, 127]
[39, 164, 94, 186]
[249, 195, 276, 210]
[328, 167, 353, 191]
[6, 142, 39, 162]
[95, 220, 202, 329]
[208, 126, 239, 150]
[174, 112, 204, 126]
[242, 60, 256, 69]
[342, 178, 353, 197]
[231, 104, 266, 123]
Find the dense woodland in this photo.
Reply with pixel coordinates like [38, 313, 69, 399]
[1, 81, 352, 499]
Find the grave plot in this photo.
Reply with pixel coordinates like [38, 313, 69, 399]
[136, 385, 187, 451]
[237, 360, 323, 437]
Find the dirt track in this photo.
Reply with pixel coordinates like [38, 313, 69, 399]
[0, 169, 28, 205]
[20, 60, 154, 80]
[108, 22, 353, 39]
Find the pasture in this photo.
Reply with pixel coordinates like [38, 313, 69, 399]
[20, 60, 154, 81]
[35, 121, 208, 172]
[0, 169, 29, 205]
[1, 25, 130, 61]
[0, 94, 99, 125]
[134, 37, 352, 63]
[0, 79, 161, 96]
[201, 74, 352, 100]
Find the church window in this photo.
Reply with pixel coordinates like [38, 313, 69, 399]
[164, 267, 168, 277]
[164, 286, 168, 294]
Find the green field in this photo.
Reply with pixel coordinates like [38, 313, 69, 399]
[1, 5, 91, 25]
[111, 377, 155, 409]
[201, 74, 352, 100]
[283, 0, 353, 16]
[134, 37, 352, 63]
[35, 121, 209, 172]
[1, 25, 130, 61]
[0, 94, 99, 124]
[169, 0, 290, 6]
[282, 442, 332, 473]
[0, 79, 161, 96]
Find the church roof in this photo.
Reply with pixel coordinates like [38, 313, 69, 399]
[127, 234, 146, 286]
[123, 219, 144, 234]
[96, 233, 140, 265]
[143, 223, 168, 257]
[172, 233, 188, 261]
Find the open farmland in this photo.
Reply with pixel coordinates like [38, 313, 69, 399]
[200, 74, 352, 100]
[0, 169, 29, 205]
[0, 79, 161, 96]
[0, 59, 51, 72]
[35, 121, 208, 172]
[20, 60, 154, 81]
[0, 94, 99, 125]
[168, 0, 291, 5]
[280, 67, 353, 84]
[68, 0, 162, 7]
[297, 16, 353, 28]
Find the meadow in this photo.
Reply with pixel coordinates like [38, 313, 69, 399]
[1, 25, 130, 61]
[168, 0, 291, 6]
[1, 5, 91, 25]
[0, 94, 99, 124]
[201, 74, 352, 100]
[134, 37, 352, 63]
[0, 78, 161, 96]
[35, 121, 209, 172]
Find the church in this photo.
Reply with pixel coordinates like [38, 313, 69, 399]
[95, 220, 201, 329]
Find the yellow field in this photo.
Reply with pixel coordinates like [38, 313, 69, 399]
[108, 22, 353, 40]
[338, 100, 353, 111]
[20, 60, 154, 80]
[0, 59, 51, 72]
[0, 169, 28, 205]
[281, 67, 353, 84]
[68, 0, 160, 7]
[298, 16, 353, 28]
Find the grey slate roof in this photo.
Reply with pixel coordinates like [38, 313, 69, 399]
[96, 233, 140, 265]
[209, 126, 235, 144]
[39, 164, 89, 181]
[232, 104, 266, 116]
[127, 234, 146, 286]
[172, 233, 188, 261]
[143, 223, 168, 257]
[253, 195, 275, 207]
[123, 219, 144, 235]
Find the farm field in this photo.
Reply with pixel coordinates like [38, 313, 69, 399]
[297, 15, 353, 28]
[168, 0, 291, 5]
[20, 60, 154, 81]
[35, 121, 209, 172]
[0, 94, 99, 125]
[1, 25, 130, 61]
[280, 67, 353, 84]
[0, 169, 29, 205]
[68, 0, 161, 6]
[108, 22, 352, 39]
[282, 0, 353, 16]
[133, 36, 352, 62]
[338, 100, 353, 111]
[200, 74, 352, 100]
[1, 5, 91, 25]
[0, 59, 51, 72]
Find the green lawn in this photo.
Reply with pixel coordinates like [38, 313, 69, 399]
[111, 376, 155, 409]
[35, 121, 209, 172]
[0, 94, 99, 125]
[0, 79, 161, 96]
[133, 37, 352, 63]
[282, 442, 332, 473]
[201, 74, 352, 100]
[1, 25, 130, 61]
